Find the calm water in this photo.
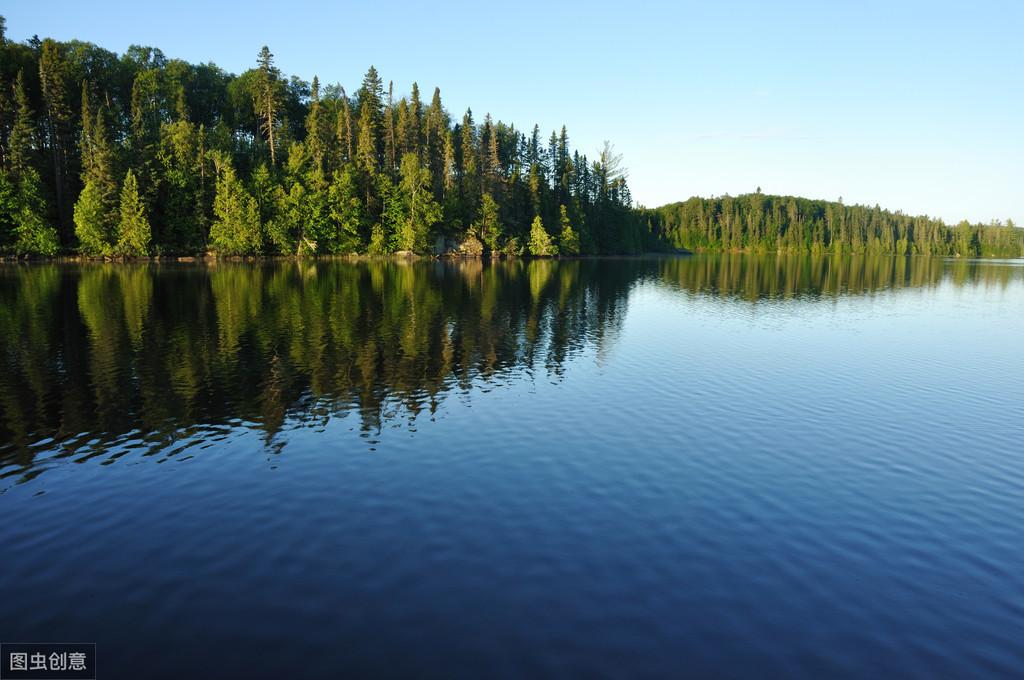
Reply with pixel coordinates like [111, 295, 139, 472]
[1, 255, 1022, 678]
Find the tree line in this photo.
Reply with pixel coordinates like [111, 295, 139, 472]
[644, 192, 1023, 257]
[0, 17, 649, 258]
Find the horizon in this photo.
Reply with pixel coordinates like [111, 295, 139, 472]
[3, 0, 1021, 226]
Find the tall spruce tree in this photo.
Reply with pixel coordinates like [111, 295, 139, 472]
[528, 215, 556, 256]
[208, 153, 261, 254]
[114, 169, 151, 256]
[558, 204, 580, 256]
[75, 105, 119, 255]
[395, 152, 441, 253]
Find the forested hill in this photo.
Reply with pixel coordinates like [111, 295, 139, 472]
[643, 194, 1023, 258]
[0, 17, 650, 258]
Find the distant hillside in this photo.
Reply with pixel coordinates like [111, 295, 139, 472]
[642, 194, 1022, 257]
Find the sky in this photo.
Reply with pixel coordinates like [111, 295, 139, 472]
[4, 0, 1022, 225]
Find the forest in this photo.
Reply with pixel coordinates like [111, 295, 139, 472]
[1, 17, 1020, 260]
[0, 16, 648, 258]
[644, 193, 1023, 258]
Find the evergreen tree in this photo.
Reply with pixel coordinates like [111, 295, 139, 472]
[74, 105, 119, 255]
[157, 119, 205, 251]
[528, 215, 556, 256]
[8, 70, 34, 179]
[476, 192, 502, 253]
[395, 152, 441, 253]
[407, 82, 423, 159]
[337, 87, 355, 164]
[12, 167, 59, 256]
[114, 169, 151, 256]
[209, 153, 261, 254]
[254, 46, 283, 165]
[558, 204, 580, 256]
[304, 76, 332, 171]
[326, 164, 364, 253]
[0, 69, 58, 255]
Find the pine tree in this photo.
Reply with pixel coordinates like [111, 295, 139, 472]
[396, 152, 441, 253]
[458, 109, 478, 225]
[129, 68, 163, 216]
[8, 71, 35, 180]
[114, 169, 151, 256]
[424, 87, 447, 197]
[157, 119, 205, 252]
[407, 82, 423, 159]
[357, 97, 380, 177]
[12, 168, 59, 256]
[208, 154, 261, 255]
[337, 87, 355, 164]
[254, 46, 283, 165]
[3, 72, 59, 256]
[326, 165, 364, 253]
[528, 215, 556, 256]
[74, 105, 119, 255]
[558, 204, 580, 255]
[384, 81, 397, 175]
[305, 76, 332, 171]
[476, 192, 502, 253]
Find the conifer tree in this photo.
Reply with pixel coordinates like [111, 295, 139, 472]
[528, 215, 556, 256]
[208, 154, 261, 255]
[305, 76, 332, 172]
[114, 169, 151, 256]
[75, 106, 119, 255]
[8, 71, 35, 180]
[458, 109, 478, 225]
[424, 87, 447, 197]
[129, 68, 163, 215]
[2, 71, 59, 255]
[558, 204, 580, 256]
[254, 46, 282, 165]
[326, 165, 364, 253]
[337, 87, 355, 164]
[12, 167, 59, 256]
[407, 82, 423, 159]
[157, 119, 205, 251]
[384, 81, 396, 175]
[357, 98, 379, 177]
[396, 152, 441, 253]
[476, 193, 502, 253]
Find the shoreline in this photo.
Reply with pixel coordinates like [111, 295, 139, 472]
[0, 251, 692, 264]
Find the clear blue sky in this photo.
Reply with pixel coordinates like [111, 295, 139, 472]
[5, 0, 1022, 225]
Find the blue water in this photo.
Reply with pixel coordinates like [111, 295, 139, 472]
[1, 256, 1022, 678]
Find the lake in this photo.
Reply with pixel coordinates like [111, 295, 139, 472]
[1, 255, 1022, 678]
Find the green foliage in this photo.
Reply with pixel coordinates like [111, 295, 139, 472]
[476, 193, 502, 254]
[209, 156, 261, 255]
[12, 168, 59, 256]
[74, 179, 115, 256]
[558, 205, 580, 256]
[326, 166, 364, 253]
[21, 27, 1015, 261]
[114, 170, 152, 256]
[157, 120, 206, 252]
[395, 153, 442, 253]
[647, 194, 1024, 257]
[528, 215, 557, 256]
